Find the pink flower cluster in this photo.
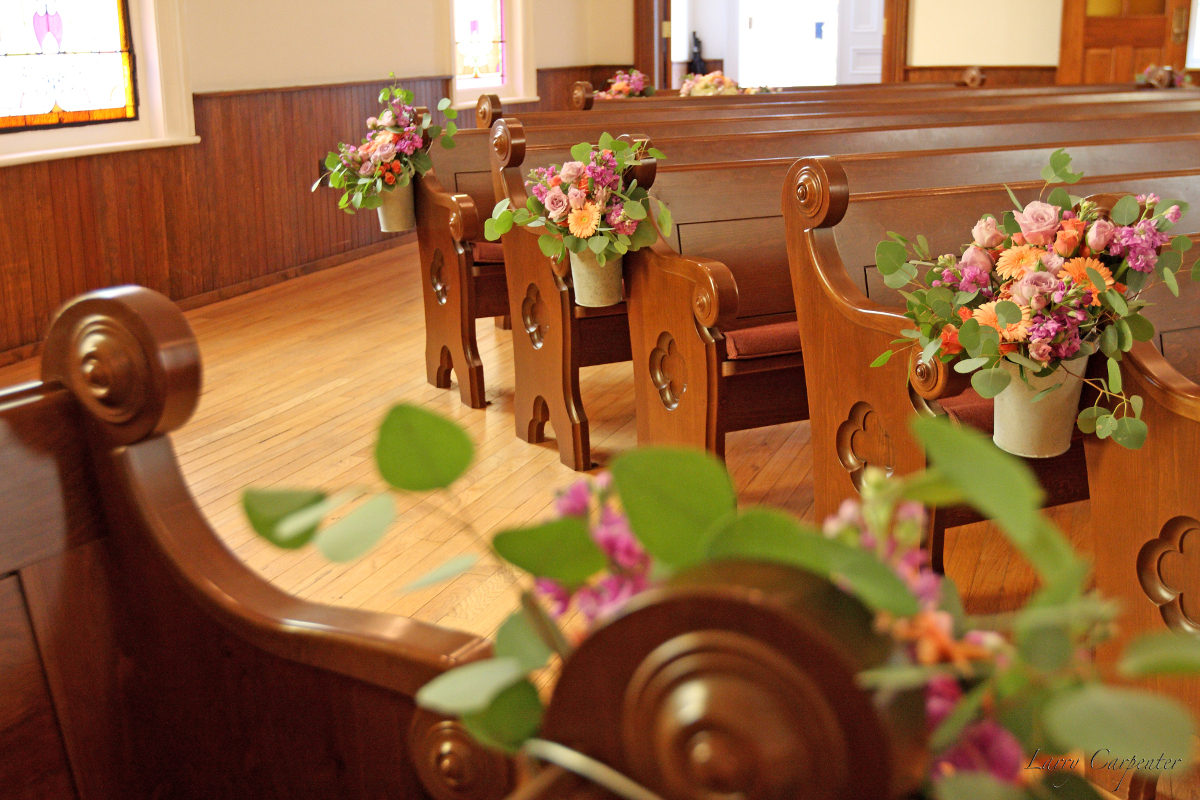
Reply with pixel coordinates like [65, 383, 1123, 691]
[534, 475, 652, 624]
[526, 148, 631, 238]
[339, 100, 424, 186]
[595, 69, 652, 99]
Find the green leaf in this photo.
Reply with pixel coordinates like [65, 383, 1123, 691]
[1004, 183, 1025, 212]
[1029, 383, 1060, 403]
[1121, 631, 1200, 676]
[707, 509, 919, 615]
[875, 240, 908, 275]
[1100, 325, 1119, 358]
[483, 218, 499, 241]
[920, 337, 941, 365]
[597, 132, 614, 151]
[1006, 352, 1044, 373]
[313, 493, 396, 562]
[379, 88, 391, 103]
[440, 137, 456, 149]
[444, 107, 458, 120]
[916, 234, 930, 258]
[1102, 289, 1129, 317]
[870, 350, 894, 367]
[437, 97, 452, 111]
[655, 200, 673, 237]
[1107, 357, 1123, 395]
[1163, 265, 1180, 297]
[628, 218, 659, 250]
[376, 404, 474, 491]
[1043, 684, 1194, 769]
[1076, 406, 1103, 434]
[1125, 313, 1155, 342]
[399, 553, 480, 592]
[623, 199, 647, 220]
[588, 235, 607, 255]
[538, 234, 563, 258]
[935, 772, 1026, 800]
[325, 152, 340, 170]
[611, 447, 736, 569]
[1001, 211, 1021, 235]
[858, 664, 954, 691]
[1096, 413, 1118, 439]
[971, 367, 1012, 399]
[1111, 195, 1141, 226]
[910, 417, 1048, 569]
[1158, 249, 1182, 275]
[243, 488, 326, 548]
[1112, 416, 1148, 450]
[1131, 395, 1144, 418]
[275, 490, 358, 541]
[570, 142, 592, 162]
[492, 517, 606, 587]
[958, 318, 981, 354]
[494, 611, 553, 672]
[415, 657, 525, 716]
[459, 679, 543, 753]
[1019, 623, 1074, 671]
[900, 468, 967, 506]
[954, 356, 990, 373]
[1047, 186, 1074, 213]
[1171, 234, 1193, 253]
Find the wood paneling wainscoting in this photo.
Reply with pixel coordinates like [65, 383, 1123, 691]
[0, 65, 618, 366]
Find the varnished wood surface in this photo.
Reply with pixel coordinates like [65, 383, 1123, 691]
[0, 243, 1089, 635]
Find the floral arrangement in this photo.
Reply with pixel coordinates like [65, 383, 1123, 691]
[1137, 64, 1192, 88]
[741, 84, 782, 94]
[679, 70, 740, 96]
[482, 133, 672, 267]
[594, 69, 656, 99]
[872, 149, 1194, 450]
[315, 77, 457, 214]
[244, 404, 1200, 798]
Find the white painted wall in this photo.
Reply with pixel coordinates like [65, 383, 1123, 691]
[689, 0, 731, 60]
[908, 0, 1063, 67]
[184, 0, 632, 93]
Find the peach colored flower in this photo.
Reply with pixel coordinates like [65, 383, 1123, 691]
[1054, 217, 1087, 257]
[1058, 257, 1113, 306]
[973, 300, 1031, 342]
[995, 245, 1045, 280]
[941, 324, 963, 355]
[568, 203, 601, 238]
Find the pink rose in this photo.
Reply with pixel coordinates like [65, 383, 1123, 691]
[1040, 250, 1064, 271]
[960, 246, 994, 272]
[568, 185, 587, 210]
[1029, 339, 1053, 363]
[1086, 218, 1116, 252]
[1011, 271, 1057, 308]
[558, 160, 585, 184]
[1013, 201, 1060, 246]
[544, 186, 569, 221]
[972, 216, 1004, 248]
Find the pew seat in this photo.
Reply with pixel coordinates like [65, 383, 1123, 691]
[0, 286, 511, 800]
[471, 240, 506, 263]
[725, 321, 804, 359]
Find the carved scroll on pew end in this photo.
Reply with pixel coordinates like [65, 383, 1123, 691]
[490, 117, 527, 171]
[908, 347, 971, 402]
[958, 67, 987, 88]
[39, 285, 202, 447]
[571, 81, 595, 111]
[476, 93, 504, 130]
[782, 157, 850, 230]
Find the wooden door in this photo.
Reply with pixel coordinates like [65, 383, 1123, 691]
[1058, 0, 1191, 84]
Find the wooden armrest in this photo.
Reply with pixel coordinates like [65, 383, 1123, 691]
[419, 169, 483, 243]
[1126, 340, 1200, 423]
[639, 240, 739, 329]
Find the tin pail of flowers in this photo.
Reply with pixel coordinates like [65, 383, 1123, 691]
[316, 80, 457, 234]
[872, 149, 1192, 458]
[484, 134, 671, 308]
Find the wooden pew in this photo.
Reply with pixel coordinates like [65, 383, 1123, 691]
[780, 158, 1200, 576]
[0, 286, 511, 800]
[421, 92, 1200, 411]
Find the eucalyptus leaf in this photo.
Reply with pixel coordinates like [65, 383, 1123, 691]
[275, 490, 358, 541]
[971, 367, 1012, 399]
[870, 350, 894, 367]
[954, 356, 990, 374]
[313, 493, 396, 562]
[243, 488, 326, 548]
[1124, 313, 1155, 342]
[495, 611, 553, 672]
[399, 553, 479, 592]
[611, 447, 736, 569]
[1043, 684, 1194, 770]
[1110, 195, 1141, 226]
[1107, 357, 1123, 395]
[1004, 183, 1025, 212]
[935, 772, 1026, 800]
[492, 517, 606, 587]
[415, 657, 525, 716]
[1121, 631, 1200, 677]
[460, 679, 543, 754]
[1163, 266, 1180, 297]
[570, 142, 592, 162]
[875, 241, 909, 276]
[1047, 186, 1074, 213]
[376, 404, 474, 491]
[623, 200, 647, 220]
[1112, 416, 1148, 450]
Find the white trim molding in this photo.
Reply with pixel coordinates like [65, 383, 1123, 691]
[0, 0, 198, 167]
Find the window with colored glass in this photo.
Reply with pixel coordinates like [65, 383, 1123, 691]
[0, 0, 137, 133]
[454, 0, 506, 92]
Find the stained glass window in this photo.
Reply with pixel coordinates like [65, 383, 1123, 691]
[0, 1, 137, 133]
[454, 0, 506, 91]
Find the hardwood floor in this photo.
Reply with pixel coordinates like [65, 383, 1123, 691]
[0, 241, 1091, 641]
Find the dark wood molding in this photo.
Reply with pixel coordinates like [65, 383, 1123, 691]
[634, 0, 668, 89]
[882, 0, 910, 83]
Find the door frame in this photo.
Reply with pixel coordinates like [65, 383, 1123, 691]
[881, 0, 910, 82]
[634, 0, 672, 89]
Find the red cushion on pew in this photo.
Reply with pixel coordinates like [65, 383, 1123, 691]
[472, 241, 506, 263]
[941, 389, 994, 434]
[725, 322, 804, 360]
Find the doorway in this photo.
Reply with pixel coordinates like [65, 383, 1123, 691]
[732, 0, 882, 87]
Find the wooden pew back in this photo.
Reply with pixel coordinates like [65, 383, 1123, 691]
[0, 288, 506, 800]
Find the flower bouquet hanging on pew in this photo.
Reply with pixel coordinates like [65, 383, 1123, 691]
[872, 149, 1194, 457]
[483, 133, 672, 307]
[242, 403, 1200, 799]
[315, 74, 457, 233]
[594, 69, 656, 99]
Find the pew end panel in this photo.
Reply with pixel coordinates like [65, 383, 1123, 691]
[415, 169, 504, 408]
[781, 157, 927, 525]
[2, 287, 509, 799]
[1086, 339, 1200, 714]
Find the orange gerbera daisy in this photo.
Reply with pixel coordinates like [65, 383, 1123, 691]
[1058, 257, 1114, 306]
[995, 245, 1045, 280]
[973, 300, 1031, 342]
[567, 202, 601, 238]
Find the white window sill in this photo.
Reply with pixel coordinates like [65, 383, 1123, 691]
[0, 135, 201, 168]
[452, 95, 540, 110]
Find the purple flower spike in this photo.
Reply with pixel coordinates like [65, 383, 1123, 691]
[556, 479, 592, 517]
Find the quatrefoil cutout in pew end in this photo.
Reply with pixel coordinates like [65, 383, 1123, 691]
[836, 402, 895, 492]
[521, 284, 549, 349]
[1138, 517, 1200, 635]
[649, 332, 688, 410]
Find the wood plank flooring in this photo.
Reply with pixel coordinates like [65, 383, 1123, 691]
[0, 242, 1090, 641]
